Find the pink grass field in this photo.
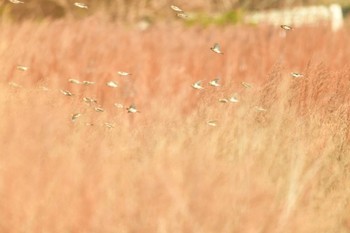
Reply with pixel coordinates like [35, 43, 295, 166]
[0, 17, 350, 232]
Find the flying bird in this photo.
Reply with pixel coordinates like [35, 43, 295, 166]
[60, 90, 74, 96]
[241, 82, 253, 89]
[106, 81, 118, 88]
[117, 71, 132, 76]
[170, 5, 184, 12]
[74, 2, 88, 9]
[16, 65, 29, 71]
[291, 72, 303, 78]
[83, 97, 97, 104]
[82, 80, 95, 85]
[218, 98, 229, 103]
[281, 24, 293, 31]
[255, 106, 267, 112]
[192, 81, 204, 90]
[68, 79, 81, 84]
[104, 122, 114, 129]
[229, 94, 239, 103]
[207, 120, 218, 127]
[94, 107, 104, 112]
[126, 104, 139, 113]
[71, 113, 82, 122]
[210, 43, 224, 54]
[209, 78, 220, 87]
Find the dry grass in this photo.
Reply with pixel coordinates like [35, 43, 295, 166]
[0, 18, 350, 232]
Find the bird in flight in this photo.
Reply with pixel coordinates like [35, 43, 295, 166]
[60, 90, 74, 96]
[82, 80, 95, 85]
[74, 2, 88, 9]
[192, 81, 204, 90]
[209, 78, 220, 87]
[68, 79, 81, 84]
[291, 72, 303, 78]
[71, 113, 82, 122]
[16, 65, 29, 71]
[106, 81, 118, 88]
[207, 120, 218, 127]
[281, 25, 293, 31]
[126, 104, 139, 113]
[241, 82, 253, 89]
[211, 43, 224, 54]
[117, 71, 132, 76]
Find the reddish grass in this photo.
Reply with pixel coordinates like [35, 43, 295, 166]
[0, 18, 350, 232]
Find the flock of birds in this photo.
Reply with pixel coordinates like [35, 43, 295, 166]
[6, 0, 304, 128]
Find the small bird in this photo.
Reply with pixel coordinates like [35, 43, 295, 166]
[241, 82, 253, 89]
[114, 103, 124, 109]
[74, 2, 88, 9]
[218, 98, 229, 103]
[71, 113, 82, 122]
[83, 97, 97, 104]
[229, 94, 239, 103]
[104, 122, 114, 129]
[117, 71, 132, 76]
[207, 120, 218, 127]
[210, 43, 224, 54]
[170, 5, 184, 12]
[192, 81, 204, 90]
[281, 24, 293, 31]
[255, 106, 267, 112]
[16, 65, 29, 71]
[9, 0, 24, 4]
[68, 79, 81, 84]
[106, 81, 118, 88]
[209, 78, 220, 87]
[177, 12, 189, 18]
[126, 104, 139, 113]
[60, 90, 74, 96]
[291, 72, 303, 78]
[94, 107, 104, 112]
[82, 80, 95, 85]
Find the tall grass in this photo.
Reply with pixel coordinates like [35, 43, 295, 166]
[0, 18, 350, 232]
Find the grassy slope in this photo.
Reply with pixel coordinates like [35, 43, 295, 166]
[0, 19, 350, 232]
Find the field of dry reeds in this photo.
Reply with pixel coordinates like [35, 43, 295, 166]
[0, 16, 350, 232]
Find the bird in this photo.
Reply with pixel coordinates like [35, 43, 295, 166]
[210, 43, 224, 54]
[82, 80, 95, 85]
[229, 94, 239, 103]
[255, 106, 267, 112]
[104, 122, 114, 129]
[68, 79, 81, 84]
[291, 72, 303, 78]
[207, 120, 218, 127]
[60, 90, 74, 96]
[218, 98, 229, 103]
[281, 25, 293, 31]
[117, 71, 132, 76]
[106, 81, 118, 88]
[126, 104, 139, 113]
[170, 5, 184, 12]
[83, 97, 97, 104]
[177, 12, 189, 19]
[74, 2, 88, 9]
[209, 78, 220, 87]
[9, 0, 24, 4]
[94, 107, 104, 112]
[241, 82, 253, 89]
[192, 81, 204, 90]
[71, 113, 82, 122]
[16, 65, 28, 71]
